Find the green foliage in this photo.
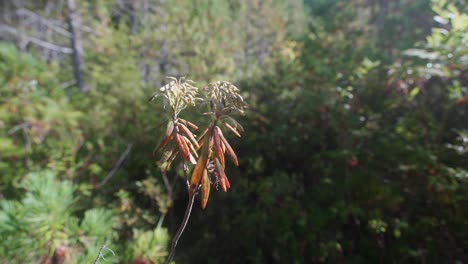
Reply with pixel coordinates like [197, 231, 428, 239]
[0, 44, 83, 195]
[176, 2, 467, 263]
[131, 227, 170, 264]
[0, 171, 118, 263]
[0, 0, 467, 263]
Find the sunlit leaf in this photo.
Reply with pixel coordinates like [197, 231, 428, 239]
[189, 137, 209, 194]
[217, 127, 239, 166]
[179, 123, 200, 148]
[175, 133, 193, 164]
[165, 120, 174, 138]
[201, 169, 210, 209]
[179, 118, 199, 130]
[213, 126, 225, 167]
[223, 121, 241, 137]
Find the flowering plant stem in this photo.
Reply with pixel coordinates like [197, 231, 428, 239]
[153, 78, 246, 263]
[164, 186, 196, 264]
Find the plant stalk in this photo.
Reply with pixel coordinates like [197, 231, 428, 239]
[164, 190, 196, 264]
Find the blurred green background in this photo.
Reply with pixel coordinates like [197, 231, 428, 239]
[0, 0, 467, 263]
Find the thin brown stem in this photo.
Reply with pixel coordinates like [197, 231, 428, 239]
[161, 170, 173, 198]
[164, 188, 196, 264]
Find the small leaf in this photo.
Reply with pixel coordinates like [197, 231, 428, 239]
[409, 87, 420, 100]
[188, 153, 197, 164]
[201, 169, 210, 209]
[224, 121, 241, 137]
[179, 118, 199, 130]
[158, 148, 174, 164]
[222, 116, 244, 132]
[158, 149, 178, 172]
[213, 126, 225, 167]
[154, 133, 173, 154]
[217, 127, 239, 166]
[179, 123, 200, 148]
[220, 139, 226, 154]
[165, 120, 175, 138]
[183, 135, 199, 158]
[189, 137, 209, 194]
[197, 128, 209, 147]
[214, 157, 230, 192]
[175, 133, 193, 163]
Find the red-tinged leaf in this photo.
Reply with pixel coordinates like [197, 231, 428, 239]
[201, 169, 210, 209]
[175, 133, 192, 163]
[189, 137, 209, 194]
[219, 177, 227, 192]
[219, 176, 231, 192]
[179, 118, 199, 130]
[213, 126, 225, 167]
[217, 127, 239, 166]
[214, 157, 226, 178]
[225, 176, 231, 189]
[189, 155, 208, 194]
[214, 157, 230, 192]
[183, 136, 199, 158]
[224, 121, 241, 137]
[179, 123, 200, 148]
[220, 139, 226, 154]
[154, 134, 173, 155]
[456, 96, 468, 105]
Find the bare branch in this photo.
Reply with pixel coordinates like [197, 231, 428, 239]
[8, 122, 31, 135]
[60, 80, 77, 89]
[161, 170, 173, 198]
[99, 144, 133, 187]
[0, 25, 72, 53]
[15, 8, 71, 37]
[67, 0, 88, 92]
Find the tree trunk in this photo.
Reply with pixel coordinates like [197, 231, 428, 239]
[67, 0, 88, 93]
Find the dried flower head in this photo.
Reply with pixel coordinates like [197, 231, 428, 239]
[150, 77, 200, 117]
[203, 81, 247, 116]
[151, 77, 201, 170]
